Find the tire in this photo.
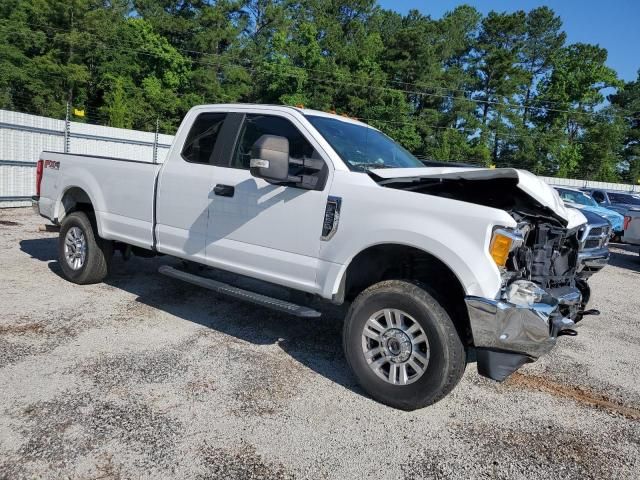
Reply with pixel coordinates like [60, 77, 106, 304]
[58, 211, 113, 284]
[343, 280, 466, 410]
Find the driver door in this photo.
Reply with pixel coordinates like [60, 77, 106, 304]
[205, 111, 331, 293]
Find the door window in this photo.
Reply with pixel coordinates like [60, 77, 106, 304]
[181, 112, 227, 164]
[609, 192, 640, 205]
[231, 114, 316, 169]
[591, 191, 606, 203]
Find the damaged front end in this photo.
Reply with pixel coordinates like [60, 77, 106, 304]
[369, 167, 601, 381]
[465, 217, 587, 381]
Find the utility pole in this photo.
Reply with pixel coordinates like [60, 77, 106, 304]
[153, 117, 160, 164]
[64, 7, 74, 154]
[64, 93, 71, 153]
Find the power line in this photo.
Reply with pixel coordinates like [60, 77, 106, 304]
[1, 86, 619, 148]
[3, 21, 638, 120]
[14, 19, 636, 117]
[3, 91, 623, 151]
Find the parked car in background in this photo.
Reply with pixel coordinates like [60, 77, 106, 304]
[555, 187, 624, 237]
[623, 210, 640, 256]
[577, 209, 611, 278]
[581, 188, 640, 216]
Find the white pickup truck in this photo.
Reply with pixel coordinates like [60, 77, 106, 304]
[35, 104, 603, 410]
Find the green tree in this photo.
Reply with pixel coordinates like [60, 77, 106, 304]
[0, 1, 636, 181]
[537, 43, 622, 176]
[610, 72, 640, 183]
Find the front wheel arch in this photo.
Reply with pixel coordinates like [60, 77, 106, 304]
[337, 243, 472, 346]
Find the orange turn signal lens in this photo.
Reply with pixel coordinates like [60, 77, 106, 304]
[489, 231, 513, 267]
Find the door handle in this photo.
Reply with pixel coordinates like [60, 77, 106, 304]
[213, 184, 235, 197]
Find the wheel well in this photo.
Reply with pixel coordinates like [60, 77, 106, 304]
[58, 187, 95, 222]
[343, 244, 472, 344]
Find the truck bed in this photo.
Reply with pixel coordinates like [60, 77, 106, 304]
[38, 152, 160, 249]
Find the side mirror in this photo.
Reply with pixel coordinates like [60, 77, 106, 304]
[249, 135, 290, 183]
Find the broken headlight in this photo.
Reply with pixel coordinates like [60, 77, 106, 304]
[504, 280, 546, 307]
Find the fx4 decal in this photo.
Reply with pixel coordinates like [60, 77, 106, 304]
[44, 160, 60, 170]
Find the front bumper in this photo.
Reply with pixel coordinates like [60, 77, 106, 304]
[465, 286, 581, 380]
[577, 247, 609, 278]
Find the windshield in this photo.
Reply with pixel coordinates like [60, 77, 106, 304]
[609, 192, 640, 205]
[306, 115, 424, 171]
[557, 189, 598, 207]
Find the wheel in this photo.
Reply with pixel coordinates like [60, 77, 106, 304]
[343, 280, 466, 410]
[58, 211, 113, 284]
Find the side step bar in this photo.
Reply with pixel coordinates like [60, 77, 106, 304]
[158, 265, 322, 318]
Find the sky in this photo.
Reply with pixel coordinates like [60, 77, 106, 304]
[378, 0, 640, 82]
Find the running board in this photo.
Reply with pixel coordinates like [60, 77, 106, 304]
[158, 265, 322, 318]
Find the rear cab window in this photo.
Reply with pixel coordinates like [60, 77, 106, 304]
[181, 112, 227, 164]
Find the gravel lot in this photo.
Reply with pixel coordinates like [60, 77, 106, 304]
[1, 207, 639, 479]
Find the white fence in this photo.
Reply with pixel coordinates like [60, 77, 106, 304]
[539, 176, 640, 193]
[0, 109, 173, 207]
[1, 108, 639, 208]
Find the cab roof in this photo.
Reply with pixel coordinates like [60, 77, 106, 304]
[194, 103, 373, 128]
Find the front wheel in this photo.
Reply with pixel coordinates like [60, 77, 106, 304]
[58, 211, 113, 284]
[343, 280, 466, 410]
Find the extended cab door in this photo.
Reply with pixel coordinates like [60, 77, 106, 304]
[205, 110, 332, 293]
[155, 111, 229, 261]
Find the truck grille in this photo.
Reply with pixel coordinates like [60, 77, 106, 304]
[580, 223, 610, 251]
[584, 239, 601, 249]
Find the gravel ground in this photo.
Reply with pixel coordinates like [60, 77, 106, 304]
[0, 207, 639, 479]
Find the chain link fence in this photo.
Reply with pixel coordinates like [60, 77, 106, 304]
[0, 109, 173, 207]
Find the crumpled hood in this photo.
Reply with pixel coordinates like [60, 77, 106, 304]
[370, 167, 587, 229]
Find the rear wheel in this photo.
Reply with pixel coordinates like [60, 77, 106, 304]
[58, 211, 113, 284]
[343, 280, 466, 410]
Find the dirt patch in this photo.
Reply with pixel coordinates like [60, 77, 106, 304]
[0, 338, 45, 369]
[0, 458, 29, 480]
[0, 311, 87, 368]
[16, 391, 180, 471]
[73, 349, 190, 389]
[404, 420, 633, 480]
[229, 347, 306, 417]
[199, 442, 294, 480]
[0, 220, 20, 226]
[0, 322, 45, 335]
[506, 372, 640, 420]
[185, 378, 217, 400]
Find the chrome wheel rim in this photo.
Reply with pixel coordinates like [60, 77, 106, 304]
[64, 227, 87, 270]
[361, 308, 430, 385]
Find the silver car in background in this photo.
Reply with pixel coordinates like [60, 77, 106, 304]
[623, 210, 640, 256]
